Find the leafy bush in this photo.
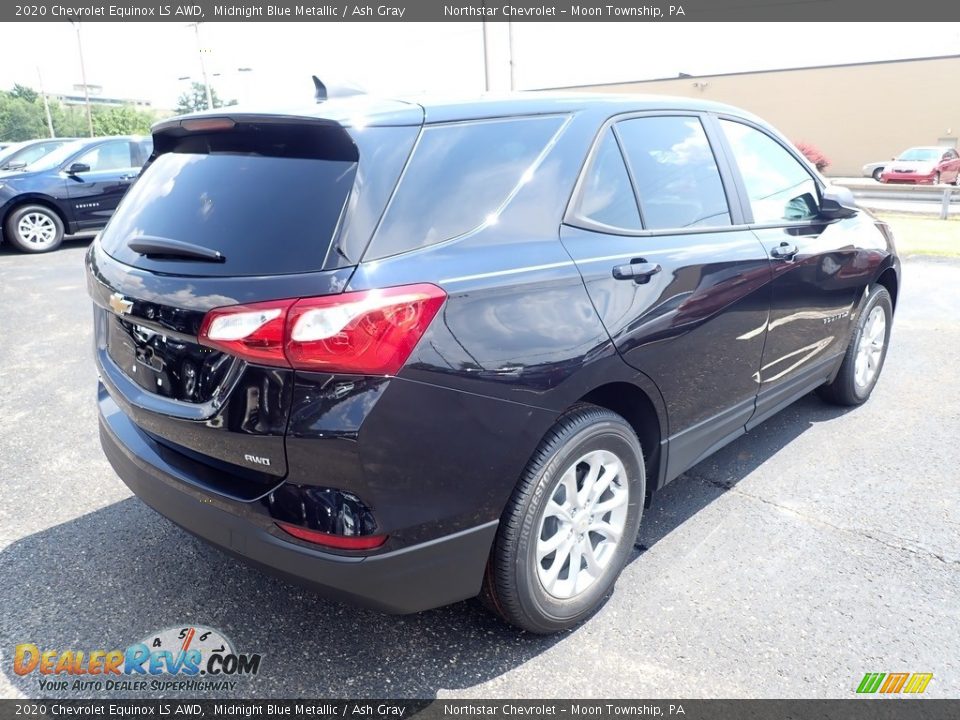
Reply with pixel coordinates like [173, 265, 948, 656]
[0, 85, 165, 141]
[795, 141, 831, 172]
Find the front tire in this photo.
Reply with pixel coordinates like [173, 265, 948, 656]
[818, 285, 893, 406]
[481, 405, 644, 633]
[4, 204, 64, 253]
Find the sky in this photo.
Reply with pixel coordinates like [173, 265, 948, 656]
[2, 22, 959, 111]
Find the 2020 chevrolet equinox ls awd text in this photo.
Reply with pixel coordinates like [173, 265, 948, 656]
[87, 92, 899, 633]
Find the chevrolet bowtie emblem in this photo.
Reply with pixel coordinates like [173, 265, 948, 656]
[109, 292, 134, 316]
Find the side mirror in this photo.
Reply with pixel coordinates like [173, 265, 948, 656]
[4, 161, 26, 171]
[820, 185, 858, 220]
[66, 162, 90, 175]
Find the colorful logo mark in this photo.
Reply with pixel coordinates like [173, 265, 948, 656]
[856, 672, 933, 694]
[13, 626, 260, 678]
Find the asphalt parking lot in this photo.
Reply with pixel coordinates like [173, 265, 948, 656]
[0, 240, 957, 700]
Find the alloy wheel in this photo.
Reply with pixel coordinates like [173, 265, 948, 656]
[17, 212, 58, 249]
[854, 305, 886, 390]
[535, 449, 630, 600]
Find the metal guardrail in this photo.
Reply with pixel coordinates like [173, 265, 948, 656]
[831, 180, 959, 219]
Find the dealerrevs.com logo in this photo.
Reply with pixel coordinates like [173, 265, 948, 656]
[13, 626, 262, 693]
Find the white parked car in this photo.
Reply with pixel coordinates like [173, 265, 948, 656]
[861, 160, 886, 181]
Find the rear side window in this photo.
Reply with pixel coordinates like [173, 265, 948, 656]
[616, 116, 731, 230]
[574, 129, 641, 231]
[100, 123, 358, 277]
[365, 115, 566, 260]
[719, 119, 818, 223]
[13, 142, 61, 166]
[76, 141, 138, 172]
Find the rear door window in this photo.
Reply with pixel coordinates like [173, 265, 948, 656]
[719, 119, 819, 223]
[365, 115, 567, 260]
[616, 116, 732, 230]
[572, 129, 641, 231]
[100, 123, 358, 277]
[77, 141, 137, 172]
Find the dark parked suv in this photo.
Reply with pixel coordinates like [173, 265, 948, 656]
[1, 135, 152, 253]
[87, 93, 899, 633]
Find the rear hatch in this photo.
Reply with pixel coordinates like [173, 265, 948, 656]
[88, 108, 421, 499]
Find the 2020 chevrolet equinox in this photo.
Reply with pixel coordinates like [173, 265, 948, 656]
[87, 91, 899, 633]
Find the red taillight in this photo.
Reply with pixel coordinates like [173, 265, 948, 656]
[198, 298, 295, 367]
[275, 522, 387, 550]
[286, 284, 446, 374]
[197, 283, 446, 375]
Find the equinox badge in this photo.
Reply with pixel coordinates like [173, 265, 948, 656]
[109, 293, 133, 316]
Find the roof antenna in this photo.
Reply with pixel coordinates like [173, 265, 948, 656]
[313, 75, 327, 103]
[313, 75, 366, 103]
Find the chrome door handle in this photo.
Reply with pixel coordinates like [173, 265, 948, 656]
[612, 262, 661, 283]
[770, 242, 799, 260]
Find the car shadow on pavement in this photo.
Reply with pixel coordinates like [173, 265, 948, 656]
[0, 499, 561, 699]
[0, 394, 851, 700]
[633, 393, 853, 555]
[0, 235, 93, 257]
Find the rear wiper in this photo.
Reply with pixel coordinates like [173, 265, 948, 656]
[127, 236, 226, 263]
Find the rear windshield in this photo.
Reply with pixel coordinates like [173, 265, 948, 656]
[100, 123, 358, 277]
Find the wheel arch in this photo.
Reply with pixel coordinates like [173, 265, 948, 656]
[2, 196, 71, 240]
[874, 266, 899, 311]
[576, 381, 664, 500]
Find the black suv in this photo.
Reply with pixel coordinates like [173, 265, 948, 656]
[1, 135, 152, 253]
[87, 93, 899, 633]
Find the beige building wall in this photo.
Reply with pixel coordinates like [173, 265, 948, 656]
[554, 56, 960, 177]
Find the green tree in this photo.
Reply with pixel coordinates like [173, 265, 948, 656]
[175, 82, 236, 114]
[0, 84, 169, 141]
[0, 90, 46, 141]
[91, 105, 157, 136]
[49, 102, 90, 138]
[10, 84, 39, 103]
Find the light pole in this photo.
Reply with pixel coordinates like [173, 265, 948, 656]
[68, 21, 94, 137]
[179, 67, 249, 109]
[507, 22, 516, 91]
[482, 22, 492, 91]
[237, 67, 254, 104]
[187, 22, 214, 110]
[36, 67, 56, 138]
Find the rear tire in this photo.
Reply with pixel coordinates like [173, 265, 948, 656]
[818, 285, 893, 406]
[481, 405, 644, 634]
[872, 168, 883, 182]
[4, 204, 64, 253]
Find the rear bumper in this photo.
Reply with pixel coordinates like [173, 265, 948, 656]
[98, 392, 498, 614]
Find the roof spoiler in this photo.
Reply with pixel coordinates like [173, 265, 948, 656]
[313, 75, 366, 103]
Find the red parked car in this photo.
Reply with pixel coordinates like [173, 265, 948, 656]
[880, 146, 960, 185]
